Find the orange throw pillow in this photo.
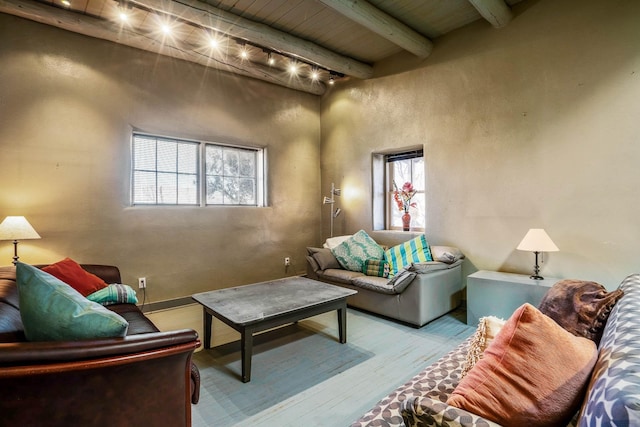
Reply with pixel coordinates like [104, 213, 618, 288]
[42, 258, 108, 297]
[447, 303, 597, 427]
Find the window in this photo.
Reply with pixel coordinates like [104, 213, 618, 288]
[386, 150, 425, 230]
[372, 147, 425, 231]
[132, 133, 265, 206]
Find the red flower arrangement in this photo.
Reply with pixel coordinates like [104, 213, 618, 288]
[393, 181, 417, 213]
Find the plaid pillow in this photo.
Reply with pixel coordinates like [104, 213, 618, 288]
[363, 259, 390, 278]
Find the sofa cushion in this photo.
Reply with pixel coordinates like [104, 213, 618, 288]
[351, 276, 394, 294]
[319, 269, 365, 285]
[331, 230, 384, 272]
[362, 259, 389, 278]
[385, 235, 433, 276]
[447, 303, 597, 427]
[16, 262, 129, 341]
[538, 279, 624, 345]
[42, 257, 108, 296]
[307, 247, 341, 271]
[323, 235, 352, 249]
[87, 284, 138, 306]
[352, 338, 472, 426]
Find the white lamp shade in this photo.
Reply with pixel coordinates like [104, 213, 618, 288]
[516, 229, 558, 252]
[0, 216, 41, 241]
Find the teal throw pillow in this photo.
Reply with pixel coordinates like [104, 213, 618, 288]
[87, 284, 138, 306]
[331, 230, 385, 272]
[385, 235, 433, 277]
[16, 262, 129, 341]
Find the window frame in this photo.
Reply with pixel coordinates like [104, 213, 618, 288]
[131, 132, 266, 207]
[372, 147, 425, 231]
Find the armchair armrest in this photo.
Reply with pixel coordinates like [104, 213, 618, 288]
[0, 329, 199, 365]
[430, 246, 465, 264]
[0, 329, 200, 426]
[401, 396, 501, 427]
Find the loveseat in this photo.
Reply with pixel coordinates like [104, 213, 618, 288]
[351, 273, 640, 427]
[306, 232, 464, 327]
[0, 263, 201, 427]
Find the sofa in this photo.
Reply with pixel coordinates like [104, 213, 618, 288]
[306, 233, 464, 327]
[0, 263, 201, 427]
[351, 273, 640, 427]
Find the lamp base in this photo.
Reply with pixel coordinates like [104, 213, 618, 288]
[529, 251, 544, 281]
[12, 240, 19, 265]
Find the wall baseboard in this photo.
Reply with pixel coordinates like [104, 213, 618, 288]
[139, 296, 195, 313]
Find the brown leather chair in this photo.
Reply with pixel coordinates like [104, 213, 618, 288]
[0, 264, 200, 427]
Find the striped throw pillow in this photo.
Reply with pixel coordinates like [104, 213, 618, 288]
[385, 235, 433, 276]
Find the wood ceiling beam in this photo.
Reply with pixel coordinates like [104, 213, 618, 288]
[130, 0, 373, 79]
[317, 0, 433, 58]
[0, 0, 327, 95]
[467, 0, 513, 28]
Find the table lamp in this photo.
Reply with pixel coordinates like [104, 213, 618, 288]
[516, 228, 559, 280]
[0, 216, 41, 265]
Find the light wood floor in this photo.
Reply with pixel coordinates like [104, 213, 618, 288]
[147, 304, 474, 427]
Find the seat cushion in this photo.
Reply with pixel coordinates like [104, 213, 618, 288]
[108, 304, 160, 335]
[319, 269, 364, 284]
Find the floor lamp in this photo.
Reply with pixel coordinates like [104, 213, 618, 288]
[322, 183, 341, 237]
[0, 216, 41, 265]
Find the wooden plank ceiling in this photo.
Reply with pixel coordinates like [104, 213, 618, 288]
[0, 0, 523, 95]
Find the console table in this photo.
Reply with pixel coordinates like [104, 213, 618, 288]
[466, 270, 561, 325]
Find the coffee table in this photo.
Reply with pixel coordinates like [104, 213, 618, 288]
[192, 277, 357, 382]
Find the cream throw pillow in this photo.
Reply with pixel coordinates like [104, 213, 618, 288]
[461, 315, 506, 378]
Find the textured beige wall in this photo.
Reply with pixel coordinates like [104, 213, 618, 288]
[0, 15, 321, 302]
[321, 0, 640, 289]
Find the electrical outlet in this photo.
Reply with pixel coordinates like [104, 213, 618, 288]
[138, 277, 147, 289]
[284, 257, 291, 266]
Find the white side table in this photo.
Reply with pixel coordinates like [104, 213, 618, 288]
[466, 270, 561, 326]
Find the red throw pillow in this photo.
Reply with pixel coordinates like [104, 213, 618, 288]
[447, 303, 597, 427]
[42, 258, 108, 297]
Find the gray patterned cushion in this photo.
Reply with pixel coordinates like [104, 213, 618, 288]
[331, 230, 385, 272]
[577, 274, 640, 426]
[401, 397, 501, 427]
[350, 339, 471, 427]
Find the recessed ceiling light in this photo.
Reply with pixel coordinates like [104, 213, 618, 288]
[161, 24, 172, 35]
[61, 0, 71, 6]
[119, 11, 129, 22]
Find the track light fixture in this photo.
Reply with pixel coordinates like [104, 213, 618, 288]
[109, 0, 343, 86]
